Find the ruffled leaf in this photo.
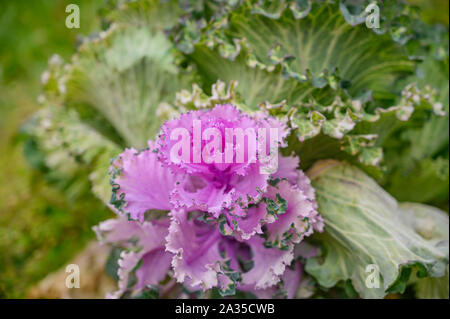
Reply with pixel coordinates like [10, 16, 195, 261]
[305, 160, 449, 298]
[24, 105, 121, 203]
[110, 142, 178, 222]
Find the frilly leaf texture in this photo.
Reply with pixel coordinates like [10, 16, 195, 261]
[305, 160, 449, 299]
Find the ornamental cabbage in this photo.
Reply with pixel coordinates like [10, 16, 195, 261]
[25, 0, 449, 299]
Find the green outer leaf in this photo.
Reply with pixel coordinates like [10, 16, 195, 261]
[27, 105, 121, 203]
[65, 25, 191, 148]
[106, 0, 185, 31]
[26, 2, 196, 205]
[305, 160, 449, 299]
[382, 51, 449, 205]
[231, 2, 413, 97]
[180, 0, 446, 174]
[185, 0, 414, 106]
[188, 41, 313, 110]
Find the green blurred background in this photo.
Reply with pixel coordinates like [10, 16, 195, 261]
[0, 0, 111, 298]
[0, 0, 448, 298]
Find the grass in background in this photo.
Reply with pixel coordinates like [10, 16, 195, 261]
[0, 0, 111, 298]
